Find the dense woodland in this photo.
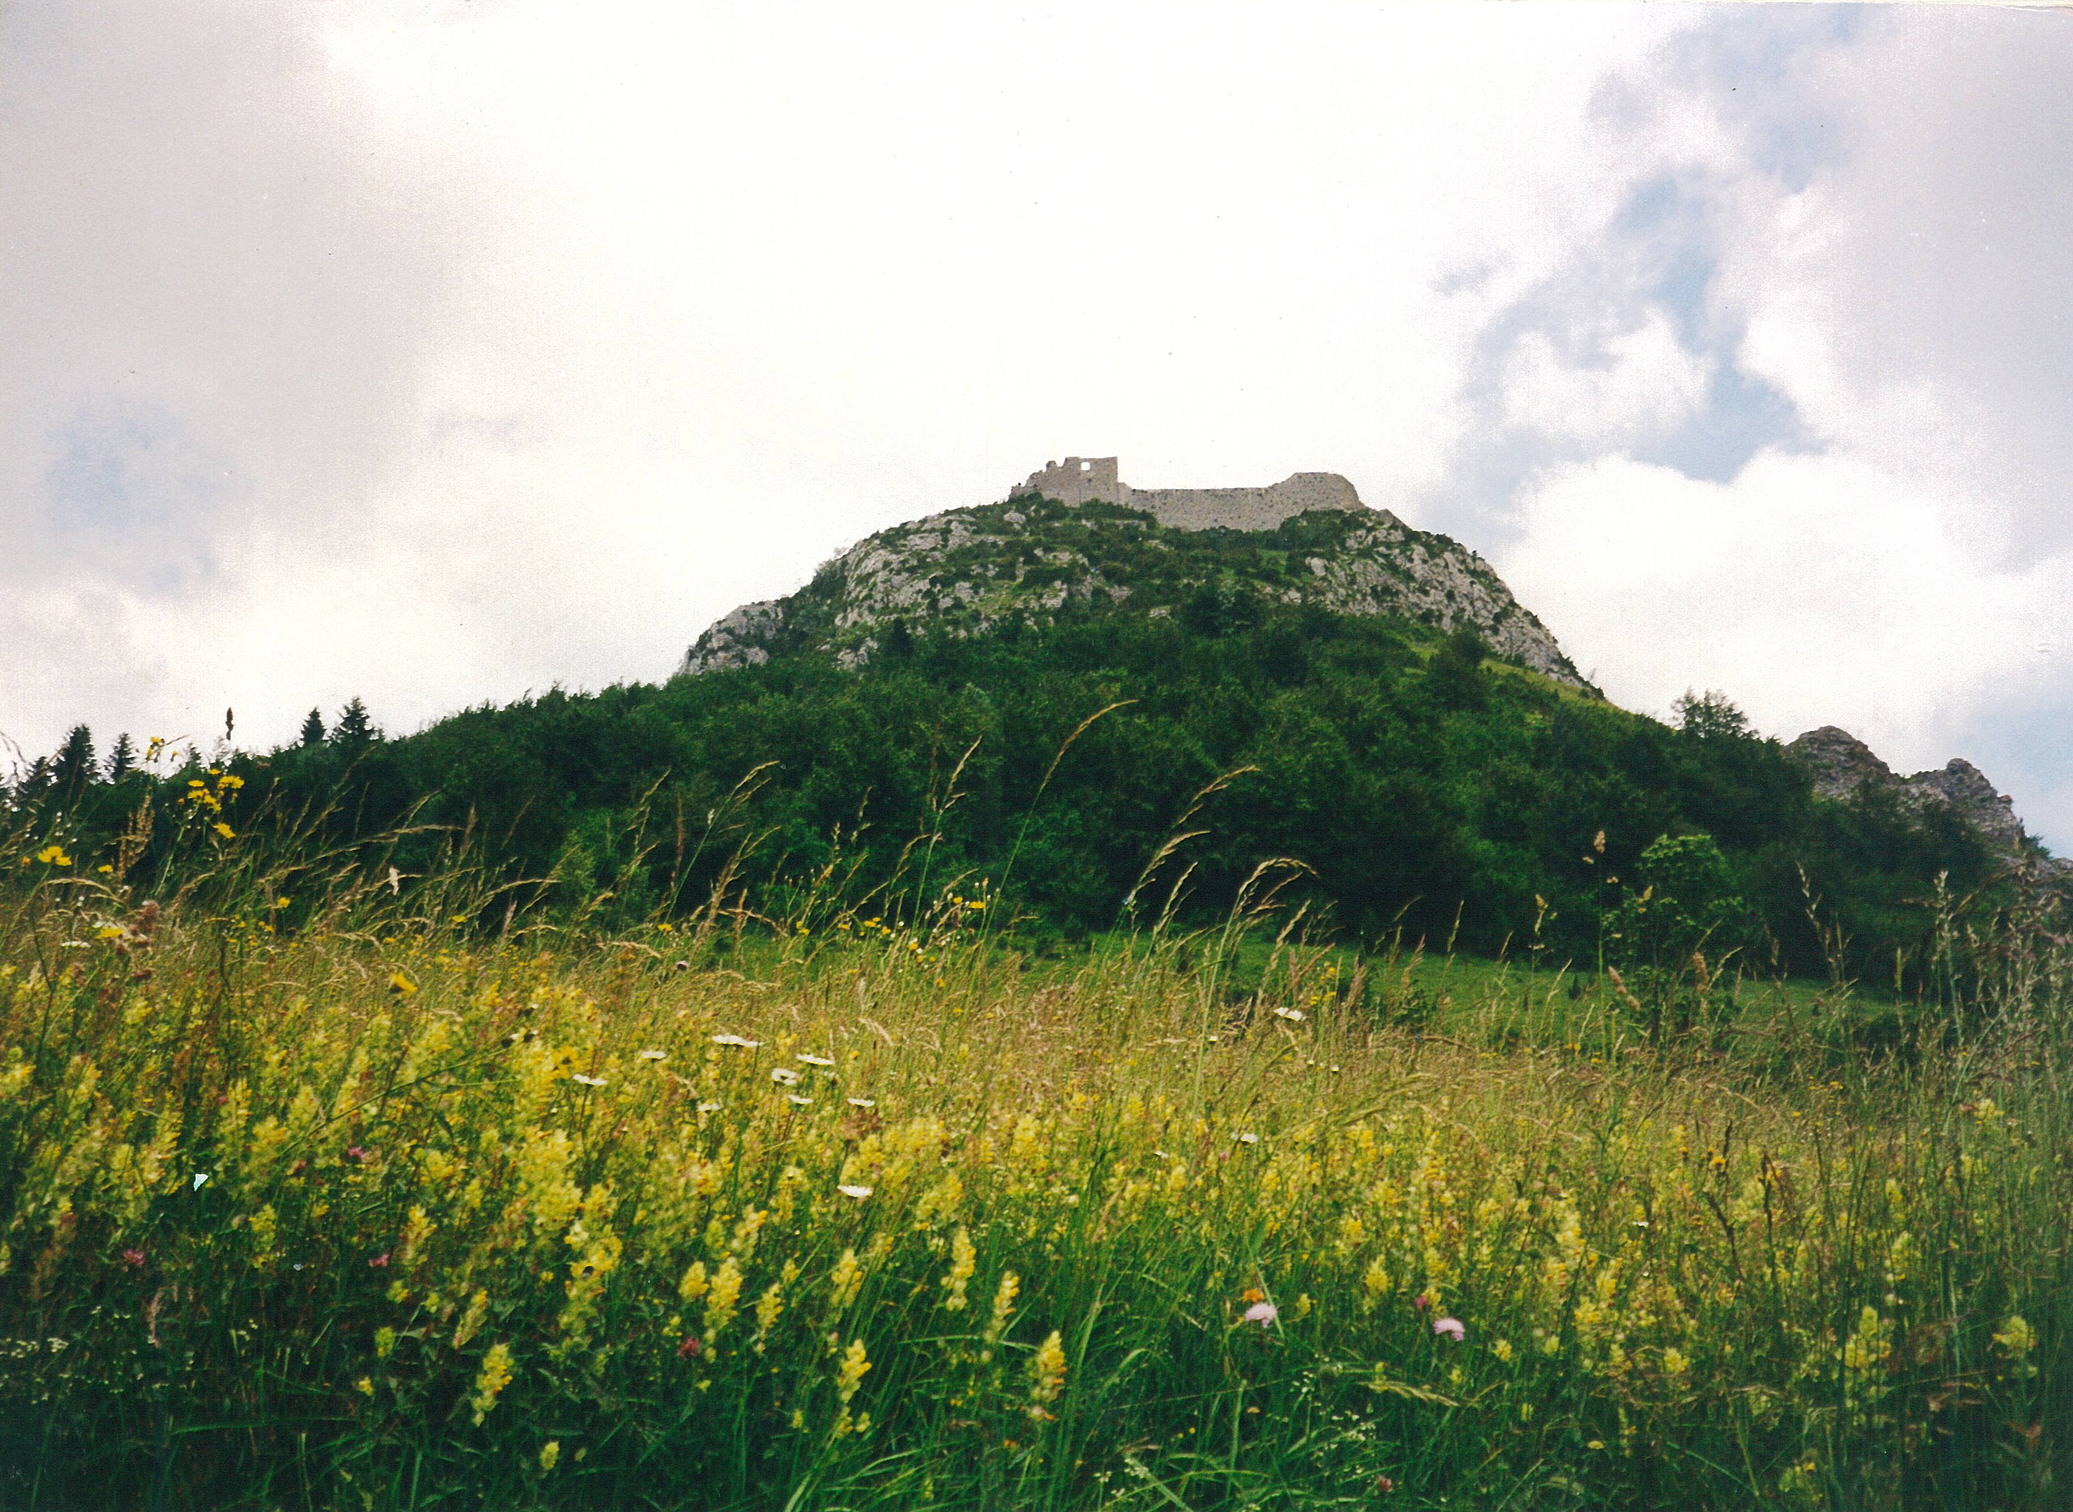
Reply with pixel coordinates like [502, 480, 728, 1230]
[7, 588, 2033, 990]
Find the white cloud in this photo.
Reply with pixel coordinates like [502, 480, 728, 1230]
[1498, 448, 2073, 834]
[1502, 308, 1711, 444]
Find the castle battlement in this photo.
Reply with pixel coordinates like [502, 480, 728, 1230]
[1010, 456, 1365, 532]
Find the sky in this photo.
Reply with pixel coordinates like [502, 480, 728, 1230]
[4, 3, 2071, 849]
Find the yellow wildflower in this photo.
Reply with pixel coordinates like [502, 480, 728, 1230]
[1993, 1315, 2034, 1357]
[470, 1342, 514, 1424]
[705, 1257, 744, 1339]
[828, 1248, 863, 1312]
[941, 1227, 975, 1311]
[836, 1337, 871, 1407]
[1030, 1329, 1067, 1404]
[985, 1271, 1020, 1345]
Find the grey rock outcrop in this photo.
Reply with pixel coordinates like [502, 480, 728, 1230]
[1788, 725, 2062, 874]
[681, 600, 785, 676]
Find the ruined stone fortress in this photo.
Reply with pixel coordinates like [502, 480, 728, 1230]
[1011, 457, 1366, 532]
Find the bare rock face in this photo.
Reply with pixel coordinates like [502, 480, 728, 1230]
[1788, 725, 2059, 872]
[1909, 759, 2027, 854]
[1789, 726, 1903, 802]
[681, 600, 784, 675]
[678, 466, 1589, 692]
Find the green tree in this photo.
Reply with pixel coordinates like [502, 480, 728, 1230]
[1427, 626, 1490, 711]
[300, 708, 327, 747]
[1674, 689, 1751, 742]
[334, 698, 375, 748]
[105, 733, 137, 782]
[51, 725, 97, 801]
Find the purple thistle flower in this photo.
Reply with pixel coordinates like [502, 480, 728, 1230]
[1242, 1301, 1278, 1327]
[1433, 1316, 1466, 1342]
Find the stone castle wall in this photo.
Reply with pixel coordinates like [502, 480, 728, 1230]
[1011, 457, 1364, 531]
[1014, 457, 1127, 507]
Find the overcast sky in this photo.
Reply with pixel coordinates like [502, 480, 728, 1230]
[5, 3, 2071, 848]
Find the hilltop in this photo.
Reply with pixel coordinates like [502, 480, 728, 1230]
[683, 459, 1586, 690]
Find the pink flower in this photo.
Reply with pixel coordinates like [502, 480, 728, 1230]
[1433, 1316, 1466, 1342]
[369, 1252, 390, 1269]
[1241, 1302, 1278, 1327]
[1413, 1293, 1430, 1312]
[122, 1248, 146, 1267]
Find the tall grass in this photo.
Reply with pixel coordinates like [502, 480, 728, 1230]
[0, 823, 2066, 1509]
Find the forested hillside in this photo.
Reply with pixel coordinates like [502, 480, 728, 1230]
[8, 599, 2025, 988]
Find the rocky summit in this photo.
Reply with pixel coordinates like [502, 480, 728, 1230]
[680, 459, 1588, 688]
[1788, 724, 2067, 876]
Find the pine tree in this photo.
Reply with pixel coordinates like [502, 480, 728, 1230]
[300, 708, 327, 747]
[18, 756, 54, 802]
[106, 733, 137, 781]
[334, 698, 375, 747]
[52, 725, 97, 798]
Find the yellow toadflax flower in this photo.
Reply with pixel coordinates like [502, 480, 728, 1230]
[538, 1441, 560, 1472]
[836, 1337, 871, 1407]
[753, 1282, 784, 1351]
[1994, 1315, 2035, 1358]
[941, 1227, 975, 1312]
[470, 1342, 515, 1424]
[704, 1256, 744, 1340]
[828, 1248, 863, 1312]
[1029, 1329, 1067, 1405]
[985, 1271, 1020, 1346]
[453, 1290, 490, 1350]
[679, 1260, 711, 1303]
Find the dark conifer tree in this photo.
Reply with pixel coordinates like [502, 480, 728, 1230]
[52, 725, 97, 799]
[334, 698, 375, 747]
[18, 756, 54, 802]
[106, 733, 137, 782]
[300, 708, 327, 747]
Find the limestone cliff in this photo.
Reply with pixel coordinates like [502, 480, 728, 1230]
[679, 467, 1587, 689]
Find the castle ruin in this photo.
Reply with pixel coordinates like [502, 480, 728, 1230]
[1011, 456, 1367, 533]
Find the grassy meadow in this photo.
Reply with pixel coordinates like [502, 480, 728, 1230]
[0, 826, 2068, 1510]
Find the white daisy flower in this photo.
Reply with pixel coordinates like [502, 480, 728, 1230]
[1236, 1132, 1259, 1145]
[837, 1184, 873, 1200]
[1273, 1006, 1306, 1022]
[572, 1073, 607, 1088]
[786, 1094, 813, 1106]
[770, 1067, 801, 1086]
[796, 1053, 836, 1067]
[710, 1033, 760, 1049]
[846, 1097, 877, 1108]
[638, 1049, 667, 1061]
[696, 1100, 723, 1114]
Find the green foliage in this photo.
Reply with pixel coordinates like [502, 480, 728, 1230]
[1615, 832, 1750, 970]
[3, 607, 2025, 992]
